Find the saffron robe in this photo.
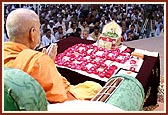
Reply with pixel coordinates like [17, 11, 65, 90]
[4, 42, 102, 103]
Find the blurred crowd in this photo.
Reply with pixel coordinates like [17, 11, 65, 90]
[4, 4, 164, 48]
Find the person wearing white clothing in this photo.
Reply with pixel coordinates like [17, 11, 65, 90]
[55, 26, 66, 41]
[155, 17, 163, 29]
[66, 22, 77, 35]
[47, 20, 55, 35]
[41, 29, 57, 47]
[62, 13, 71, 22]
[82, 30, 94, 41]
[55, 17, 66, 32]
[79, 20, 89, 36]
[154, 24, 164, 37]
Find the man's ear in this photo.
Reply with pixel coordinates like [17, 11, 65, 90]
[29, 27, 36, 42]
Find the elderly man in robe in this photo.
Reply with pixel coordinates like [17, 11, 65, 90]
[4, 8, 102, 104]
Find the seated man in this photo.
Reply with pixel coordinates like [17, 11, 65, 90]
[41, 28, 57, 48]
[55, 26, 66, 41]
[69, 28, 82, 38]
[4, 8, 102, 104]
[125, 24, 139, 41]
[90, 26, 101, 41]
[82, 29, 94, 41]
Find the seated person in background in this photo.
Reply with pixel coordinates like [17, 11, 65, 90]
[79, 20, 90, 36]
[125, 24, 139, 41]
[53, 26, 58, 37]
[41, 28, 57, 47]
[121, 26, 127, 42]
[69, 28, 82, 38]
[47, 20, 55, 35]
[55, 16, 66, 31]
[154, 24, 164, 37]
[90, 26, 101, 41]
[89, 19, 100, 34]
[55, 26, 66, 41]
[4, 8, 102, 104]
[66, 22, 77, 36]
[126, 31, 134, 41]
[64, 21, 70, 32]
[82, 29, 94, 41]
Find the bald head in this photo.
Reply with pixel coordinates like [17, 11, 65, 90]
[6, 8, 41, 49]
[6, 8, 40, 41]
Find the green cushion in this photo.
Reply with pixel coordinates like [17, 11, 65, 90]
[4, 88, 19, 111]
[106, 74, 145, 111]
[4, 67, 48, 111]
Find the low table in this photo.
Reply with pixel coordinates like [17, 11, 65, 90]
[56, 36, 160, 107]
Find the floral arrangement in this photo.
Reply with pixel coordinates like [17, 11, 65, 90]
[98, 21, 122, 50]
[55, 43, 131, 78]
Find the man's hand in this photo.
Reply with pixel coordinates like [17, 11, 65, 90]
[42, 43, 58, 61]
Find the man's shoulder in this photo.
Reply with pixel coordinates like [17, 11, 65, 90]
[51, 34, 55, 38]
[90, 32, 94, 35]
[24, 49, 54, 64]
[87, 35, 94, 40]
[42, 35, 47, 40]
[22, 49, 47, 59]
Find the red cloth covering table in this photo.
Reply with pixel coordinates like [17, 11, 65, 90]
[40, 36, 160, 108]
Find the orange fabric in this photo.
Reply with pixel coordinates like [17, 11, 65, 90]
[69, 81, 102, 100]
[4, 42, 72, 103]
[4, 42, 102, 103]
